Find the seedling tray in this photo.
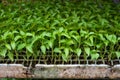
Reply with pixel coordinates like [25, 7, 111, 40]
[0, 0, 120, 79]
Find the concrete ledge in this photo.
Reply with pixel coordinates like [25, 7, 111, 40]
[34, 64, 110, 79]
[0, 64, 33, 78]
[110, 65, 120, 79]
[0, 64, 120, 79]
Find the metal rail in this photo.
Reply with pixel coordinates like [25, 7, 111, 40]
[0, 54, 120, 67]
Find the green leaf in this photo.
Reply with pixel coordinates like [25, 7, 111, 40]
[80, 29, 87, 37]
[98, 34, 105, 41]
[26, 33, 34, 37]
[59, 39, 66, 43]
[0, 48, 7, 57]
[13, 30, 19, 34]
[115, 52, 120, 59]
[89, 36, 93, 45]
[20, 30, 25, 36]
[45, 43, 50, 50]
[37, 27, 46, 32]
[59, 27, 64, 32]
[54, 48, 61, 53]
[64, 48, 69, 57]
[14, 35, 21, 41]
[11, 41, 16, 50]
[26, 44, 33, 53]
[75, 48, 82, 57]
[45, 32, 51, 37]
[111, 35, 117, 44]
[8, 52, 14, 61]
[5, 44, 11, 50]
[51, 20, 59, 27]
[66, 40, 74, 45]
[31, 36, 41, 45]
[48, 40, 53, 48]
[105, 34, 110, 40]
[84, 47, 90, 56]
[96, 43, 103, 49]
[105, 34, 117, 44]
[17, 43, 26, 50]
[84, 41, 93, 46]
[71, 35, 79, 42]
[61, 33, 70, 39]
[3, 31, 12, 39]
[91, 53, 99, 60]
[104, 40, 109, 46]
[41, 32, 51, 37]
[40, 45, 46, 54]
[26, 52, 32, 59]
[62, 53, 68, 62]
[118, 37, 120, 41]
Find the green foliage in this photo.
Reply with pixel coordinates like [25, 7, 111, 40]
[0, 0, 120, 62]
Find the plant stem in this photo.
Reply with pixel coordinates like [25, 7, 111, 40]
[51, 47, 54, 61]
